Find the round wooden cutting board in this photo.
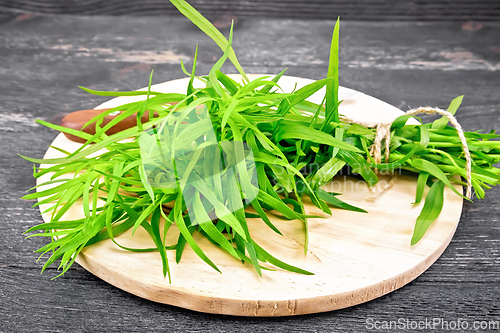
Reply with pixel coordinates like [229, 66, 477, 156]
[37, 75, 463, 316]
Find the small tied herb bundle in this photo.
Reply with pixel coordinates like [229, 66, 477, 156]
[22, 0, 500, 279]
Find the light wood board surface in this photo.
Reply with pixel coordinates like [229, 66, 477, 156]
[36, 75, 463, 316]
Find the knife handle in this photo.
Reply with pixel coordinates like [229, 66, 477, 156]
[60, 109, 155, 143]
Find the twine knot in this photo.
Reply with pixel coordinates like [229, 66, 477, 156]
[341, 107, 472, 199]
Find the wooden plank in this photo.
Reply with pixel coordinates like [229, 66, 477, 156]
[1, 267, 499, 332]
[0, 0, 499, 21]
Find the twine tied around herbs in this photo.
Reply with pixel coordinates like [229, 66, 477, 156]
[340, 107, 473, 199]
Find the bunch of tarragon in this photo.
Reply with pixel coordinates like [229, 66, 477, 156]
[22, 0, 500, 280]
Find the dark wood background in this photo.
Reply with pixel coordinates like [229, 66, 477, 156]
[0, 1, 500, 332]
[0, 0, 499, 21]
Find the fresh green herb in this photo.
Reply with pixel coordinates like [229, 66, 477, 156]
[22, 0, 500, 279]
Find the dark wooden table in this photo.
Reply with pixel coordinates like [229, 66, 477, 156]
[1, 12, 499, 332]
